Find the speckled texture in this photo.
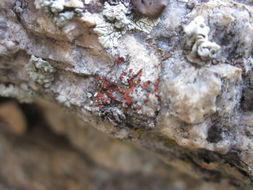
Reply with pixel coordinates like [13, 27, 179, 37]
[1, 0, 253, 189]
[27, 55, 56, 88]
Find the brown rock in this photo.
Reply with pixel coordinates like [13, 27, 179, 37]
[131, 0, 168, 18]
[0, 101, 27, 135]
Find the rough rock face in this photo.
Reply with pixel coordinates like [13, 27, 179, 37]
[1, 0, 253, 189]
[0, 99, 240, 190]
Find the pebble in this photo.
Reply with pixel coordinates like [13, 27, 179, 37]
[131, 0, 168, 18]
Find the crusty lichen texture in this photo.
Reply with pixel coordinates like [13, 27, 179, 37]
[92, 2, 159, 48]
[0, 84, 37, 103]
[34, 0, 84, 13]
[34, 0, 84, 27]
[27, 55, 56, 88]
[184, 16, 220, 65]
[34, 0, 159, 48]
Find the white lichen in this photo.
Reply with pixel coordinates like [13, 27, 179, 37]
[35, 0, 84, 13]
[56, 94, 71, 107]
[34, 0, 84, 27]
[102, 2, 130, 27]
[27, 55, 56, 88]
[80, 12, 98, 27]
[184, 16, 220, 66]
[88, 2, 159, 49]
[65, 0, 84, 8]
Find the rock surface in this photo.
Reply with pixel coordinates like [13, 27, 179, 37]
[1, 0, 253, 189]
[0, 98, 240, 190]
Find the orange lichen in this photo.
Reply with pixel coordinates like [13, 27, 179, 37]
[153, 78, 160, 94]
[92, 68, 159, 111]
[92, 69, 143, 109]
[114, 57, 125, 64]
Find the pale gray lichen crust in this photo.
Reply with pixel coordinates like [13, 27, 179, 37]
[92, 2, 159, 49]
[27, 55, 56, 88]
[34, 0, 84, 13]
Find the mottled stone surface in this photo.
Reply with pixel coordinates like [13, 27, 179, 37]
[0, 99, 240, 190]
[1, 0, 253, 189]
[242, 88, 253, 111]
[131, 0, 168, 18]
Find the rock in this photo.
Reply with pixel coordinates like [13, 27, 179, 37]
[0, 100, 239, 190]
[1, 0, 253, 189]
[162, 67, 221, 124]
[242, 88, 253, 111]
[249, 70, 253, 87]
[131, 0, 168, 18]
[0, 101, 27, 135]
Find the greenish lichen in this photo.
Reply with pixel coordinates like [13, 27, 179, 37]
[27, 55, 56, 88]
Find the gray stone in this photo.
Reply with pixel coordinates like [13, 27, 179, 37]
[1, 0, 253, 189]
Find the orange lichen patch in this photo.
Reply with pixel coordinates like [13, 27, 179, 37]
[153, 78, 160, 94]
[140, 77, 160, 104]
[106, 89, 118, 101]
[114, 57, 125, 64]
[144, 98, 149, 103]
[123, 89, 134, 106]
[134, 105, 142, 110]
[129, 69, 142, 81]
[119, 71, 127, 80]
[142, 80, 151, 89]
[92, 69, 143, 108]
[94, 91, 111, 104]
[92, 68, 160, 111]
